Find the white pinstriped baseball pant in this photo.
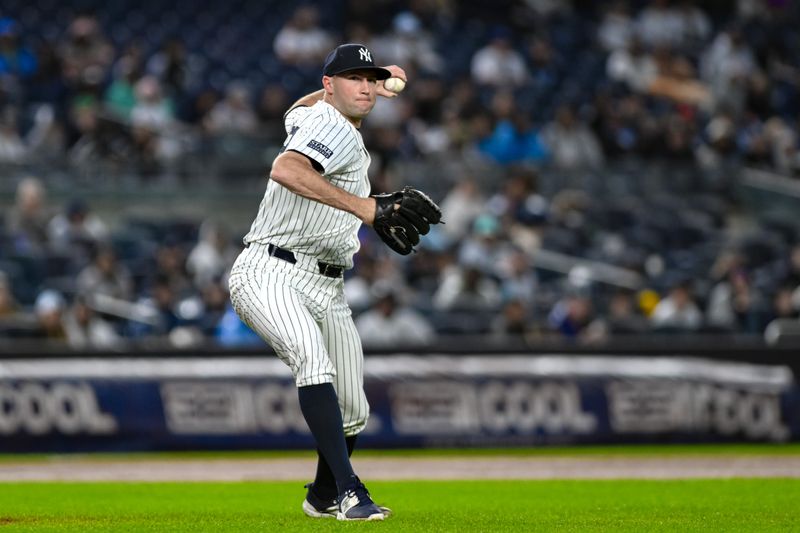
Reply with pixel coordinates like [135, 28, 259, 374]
[228, 243, 369, 436]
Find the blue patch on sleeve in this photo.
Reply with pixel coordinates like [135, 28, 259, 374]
[307, 140, 333, 159]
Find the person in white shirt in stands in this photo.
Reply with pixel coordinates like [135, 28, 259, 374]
[471, 27, 529, 88]
[355, 285, 435, 348]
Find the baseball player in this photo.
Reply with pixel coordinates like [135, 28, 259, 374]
[228, 43, 441, 521]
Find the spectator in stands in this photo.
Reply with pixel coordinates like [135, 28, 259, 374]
[586, 288, 650, 339]
[0, 279, 35, 335]
[438, 179, 485, 243]
[764, 38, 800, 119]
[660, 110, 696, 162]
[24, 104, 66, 162]
[477, 90, 548, 165]
[369, 11, 443, 75]
[768, 283, 799, 322]
[204, 81, 258, 134]
[706, 266, 768, 333]
[458, 214, 515, 279]
[111, 42, 145, 82]
[470, 27, 529, 88]
[153, 239, 192, 298]
[694, 112, 739, 170]
[32, 289, 67, 342]
[47, 198, 109, 260]
[273, 5, 333, 67]
[355, 286, 435, 348]
[607, 288, 650, 334]
[441, 78, 482, 126]
[66, 96, 109, 167]
[650, 279, 703, 331]
[491, 298, 534, 338]
[400, 77, 448, 153]
[146, 37, 201, 101]
[0, 17, 37, 101]
[131, 75, 176, 134]
[63, 295, 122, 350]
[541, 105, 605, 169]
[488, 169, 545, 226]
[344, 256, 377, 313]
[129, 275, 180, 338]
[130, 75, 181, 169]
[525, 35, 563, 94]
[59, 13, 114, 92]
[75, 245, 134, 302]
[0, 105, 26, 163]
[0, 271, 21, 318]
[186, 220, 236, 289]
[497, 249, 538, 306]
[593, 92, 644, 157]
[762, 117, 799, 176]
[607, 36, 658, 93]
[597, 1, 636, 52]
[547, 290, 594, 340]
[675, 0, 711, 52]
[636, 0, 683, 50]
[256, 83, 290, 129]
[6, 177, 51, 255]
[484, 169, 548, 254]
[104, 52, 143, 120]
[184, 88, 219, 127]
[519, 0, 572, 20]
[701, 25, 758, 114]
[433, 263, 502, 311]
[404, 246, 449, 298]
[198, 277, 229, 336]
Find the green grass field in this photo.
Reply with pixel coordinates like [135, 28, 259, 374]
[1, 445, 799, 532]
[1, 479, 798, 532]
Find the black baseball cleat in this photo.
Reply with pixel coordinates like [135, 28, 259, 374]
[337, 477, 385, 521]
[302, 483, 338, 518]
[302, 482, 392, 519]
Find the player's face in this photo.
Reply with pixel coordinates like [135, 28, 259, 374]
[327, 70, 378, 122]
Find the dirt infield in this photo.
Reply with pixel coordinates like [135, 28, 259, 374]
[1, 456, 798, 481]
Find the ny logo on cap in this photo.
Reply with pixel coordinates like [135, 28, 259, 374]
[359, 47, 372, 62]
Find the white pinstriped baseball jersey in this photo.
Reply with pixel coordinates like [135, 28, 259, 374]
[243, 101, 371, 269]
[228, 99, 373, 436]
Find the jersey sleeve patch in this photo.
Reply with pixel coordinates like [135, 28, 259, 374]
[307, 140, 334, 159]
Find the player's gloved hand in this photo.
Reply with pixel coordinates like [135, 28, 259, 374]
[372, 186, 443, 255]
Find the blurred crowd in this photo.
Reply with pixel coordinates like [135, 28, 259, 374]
[1, 0, 800, 350]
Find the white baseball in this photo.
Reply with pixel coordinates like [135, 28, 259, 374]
[384, 77, 406, 93]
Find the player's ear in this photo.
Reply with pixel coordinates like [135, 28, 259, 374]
[322, 76, 334, 95]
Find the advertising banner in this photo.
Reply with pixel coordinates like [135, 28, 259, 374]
[0, 355, 796, 452]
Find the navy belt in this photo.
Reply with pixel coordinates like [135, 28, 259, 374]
[263, 243, 343, 278]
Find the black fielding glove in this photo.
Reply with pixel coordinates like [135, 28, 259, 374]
[372, 187, 443, 255]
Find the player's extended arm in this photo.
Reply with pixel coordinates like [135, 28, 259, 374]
[270, 150, 377, 225]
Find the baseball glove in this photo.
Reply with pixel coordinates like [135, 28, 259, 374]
[372, 186, 443, 255]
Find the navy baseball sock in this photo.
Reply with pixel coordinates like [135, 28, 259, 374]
[312, 436, 357, 500]
[297, 384, 355, 495]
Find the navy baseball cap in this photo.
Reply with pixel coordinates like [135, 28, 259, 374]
[322, 44, 391, 80]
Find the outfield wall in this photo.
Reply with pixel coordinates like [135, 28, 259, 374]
[0, 353, 797, 452]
